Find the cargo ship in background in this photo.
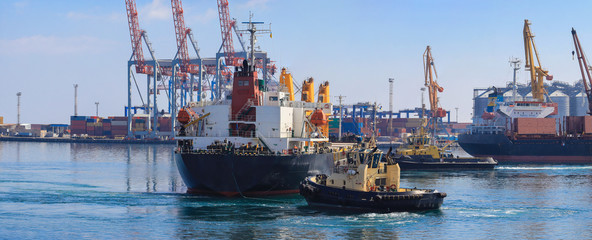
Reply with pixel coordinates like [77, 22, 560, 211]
[458, 20, 592, 164]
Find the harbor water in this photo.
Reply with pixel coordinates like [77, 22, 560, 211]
[1, 141, 592, 239]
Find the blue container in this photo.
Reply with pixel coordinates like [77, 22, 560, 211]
[71, 116, 88, 121]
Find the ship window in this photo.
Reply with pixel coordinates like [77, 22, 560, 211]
[331, 180, 334, 184]
[243, 81, 249, 86]
[343, 180, 346, 185]
[375, 178, 386, 186]
[371, 153, 380, 168]
[269, 96, 278, 101]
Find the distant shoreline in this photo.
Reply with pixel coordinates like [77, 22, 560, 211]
[0, 136, 175, 145]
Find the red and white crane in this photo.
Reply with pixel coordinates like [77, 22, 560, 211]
[171, 0, 200, 75]
[125, 0, 153, 75]
[217, 0, 239, 67]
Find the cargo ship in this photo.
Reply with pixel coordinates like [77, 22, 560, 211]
[174, 57, 338, 196]
[459, 20, 592, 164]
[459, 117, 592, 163]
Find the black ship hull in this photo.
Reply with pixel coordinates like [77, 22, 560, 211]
[395, 155, 497, 170]
[299, 177, 446, 212]
[458, 133, 592, 164]
[175, 152, 334, 197]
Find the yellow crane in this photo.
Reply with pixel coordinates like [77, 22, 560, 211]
[523, 19, 553, 102]
[423, 46, 446, 124]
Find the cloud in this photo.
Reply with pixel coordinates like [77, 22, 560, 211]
[187, 8, 218, 25]
[140, 0, 171, 21]
[66, 11, 123, 22]
[13, 0, 29, 9]
[0, 35, 116, 56]
[238, 0, 271, 10]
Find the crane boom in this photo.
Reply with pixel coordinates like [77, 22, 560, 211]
[523, 19, 552, 102]
[217, 0, 238, 66]
[171, 0, 198, 74]
[571, 28, 592, 115]
[423, 46, 445, 118]
[125, 0, 152, 74]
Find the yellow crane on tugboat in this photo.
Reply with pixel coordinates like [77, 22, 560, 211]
[393, 46, 497, 170]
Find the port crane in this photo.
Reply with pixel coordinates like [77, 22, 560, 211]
[126, 0, 177, 138]
[423, 46, 446, 134]
[217, 0, 240, 67]
[523, 19, 553, 102]
[571, 28, 592, 115]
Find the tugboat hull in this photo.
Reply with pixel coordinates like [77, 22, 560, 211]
[395, 155, 497, 170]
[175, 152, 334, 197]
[299, 176, 446, 212]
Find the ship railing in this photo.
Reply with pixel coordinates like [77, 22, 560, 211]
[228, 130, 256, 138]
[230, 114, 256, 122]
[469, 125, 506, 134]
[333, 165, 349, 173]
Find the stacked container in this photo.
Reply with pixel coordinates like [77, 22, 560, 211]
[103, 119, 112, 136]
[109, 116, 128, 137]
[70, 116, 88, 135]
[158, 116, 172, 132]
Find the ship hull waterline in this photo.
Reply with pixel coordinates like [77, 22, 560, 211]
[458, 133, 592, 164]
[175, 152, 335, 197]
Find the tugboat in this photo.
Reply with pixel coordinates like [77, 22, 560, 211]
[299, 142, 446, 212]
[394, 127, 497, 170]
[393, 45, 496, 170]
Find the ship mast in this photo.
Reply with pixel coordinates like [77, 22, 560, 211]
[510, 58, 521, 102]
[238, 13, 272, 68]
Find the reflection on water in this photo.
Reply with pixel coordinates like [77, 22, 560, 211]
[1, 141, 592, 239]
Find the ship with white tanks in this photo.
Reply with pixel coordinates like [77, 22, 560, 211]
[173, 20, 339, 197]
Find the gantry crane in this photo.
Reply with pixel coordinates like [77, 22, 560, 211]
[523, 19, 553, 102]
[571, 28, 592, 115]
[170, 0, 206, 109]
[126, 0, 173, 139]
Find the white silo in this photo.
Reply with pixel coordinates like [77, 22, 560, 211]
[549, 90, 569, 119]
[503, 89, 522, 102]
[524, 91, 534, 101]
[571, 91, 589, 116]
[473, 90, 492, 124]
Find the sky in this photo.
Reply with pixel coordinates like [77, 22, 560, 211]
[2, 0, 592, 124]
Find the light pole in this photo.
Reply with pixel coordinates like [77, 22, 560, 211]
[95, 102, 99, 117]
[420, 87, 426, 117]
[455, 107, 459, 123]
[16, 92, 22, 126]
[388, 78, 394, 136]
[335, 95, 346, 141]
[74, 84, 78, 116]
